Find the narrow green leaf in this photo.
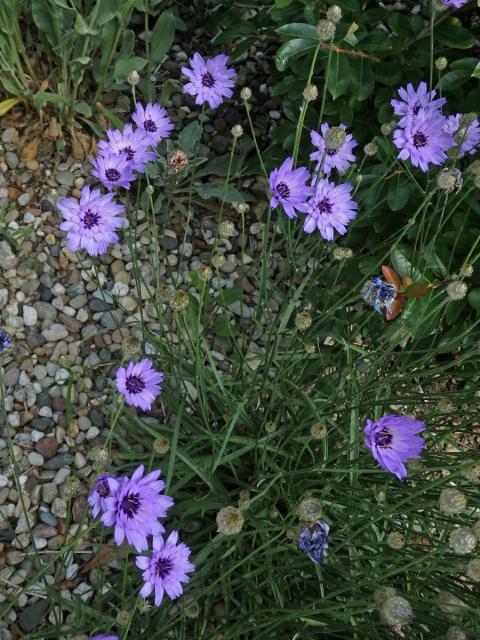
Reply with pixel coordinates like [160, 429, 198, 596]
[150, 10, 176, 64]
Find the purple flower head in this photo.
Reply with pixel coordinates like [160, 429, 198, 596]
[89, 635, 119, 640]
[136, 531, 195, 606]
[101, 464, 174, 551]
[298, 520, 330, 565]
[91, 151, 135, 190]
[58, 186, 126, 256]
[181, 52, 236, 109]
[304, 179, 358, 240]
[88, 473, 119, 519]
[132, 103, 173, 146]
[362, 277, 398, 314]
[391, 82, 446, 126]
[364, 414, 426, 480]
[443, 114, 480, 158]
[0, 329, 13, 355]
[393, 109, 454, 172]
[438, 0, 468, 6]
[98, 124, 156, 173]
[116, 358, 164, 411]
[309, 123, 357, 176]
[269, 157, 313, 219]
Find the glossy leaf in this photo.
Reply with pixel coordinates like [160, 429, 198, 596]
[327, 52, 351, 99]
[275, 38, 317, 72]
[275, 23, 318, 40]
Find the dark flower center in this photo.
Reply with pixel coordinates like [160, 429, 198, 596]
[326, 148, 337, 156]
[82, 209, 100, 229]
[276, 181, 290, 199]
[120, 492, 141, 517]
[201, 72, 215, 88]
[155, 556, 173, 578]
[314, 197, 332, 216]
[125, 375, 146, 394]
[376, 428, 393, 448]
[105, 168, 121, 182]
[144, 118, 157, 133]
[122, 146, 135, 160]
[412, 103, 421, 115]
[97, 480, 110, 498]
[413, 131, 427, 148]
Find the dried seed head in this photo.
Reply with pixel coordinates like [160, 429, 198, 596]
[326, 4, 342, 23]
[462, 461, 480, 485]
[316, 19, 336, 41]
[386, 531, 405, 550]
[436, 168, 462, 193]
[231, 124, 243, 139]
[380, 596, 413, 626]
[216, 506, 244, 535]
[168, 149, 189, 173]
[303, 83, 318, 102]
[197, 264, 213, 282]
[65, 475, 81, 497]
[212, 253, 226, 269]
[468, 159, 480, 175]
[305, 342, 316, 354]
[233, 201, 249, 214]
[265, 420, 277, 434]
[297, 498, 322, 523]
[295, 312, 312, 331]
[138, 599, 152, 614]
[460, 263, 474, 277]
[169, 290, 189, 313]
[121, 336, 142, 358]
[333, 246, 353, 260]
[153, 435, 170, 455]
[448, 527, 477, 555]
[158, 284, 171, 301]
[219, 220, 235, 238]
[116, 610, 130, 626]
[439, 488, 468, 514]
[435, 56, 448, 71]
[364, 142, 378, 156]
[89, 446, 109, 466]
[325, 126, 346, 150]
[240, 87, 252, 101]
[310, 422, 327, 439]
[437, 398, 454, 413]
[446, 627, 469, 640]
[447, 281, 468, 301]
[380, 121, 395, 136]
[466, 558, 480, 583]
[472, 519, 480, 539]
[127, 70, 140, 86]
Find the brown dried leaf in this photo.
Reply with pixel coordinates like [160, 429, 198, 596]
[45, 117, 62, 139]
[20, 137, 40, 161]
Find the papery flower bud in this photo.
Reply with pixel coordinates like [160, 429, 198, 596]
[437, 591, 467, 615]
[316, 19, 336, 41]
[326, 4, 342, 23]
[127, 70, 140, 86]
[386, 532, 405, 550]
[436, 168, 462, 193]
[65, 475, 81, 497]
[432, 0, 449, 10]
[231, 124, 243, 139]
[169, 290, 189, 313]
[238, 490, 250, 508]
[373, 587, 397, 607]
[297, 498, 322, 523]
[121, 336, 142, 357]
[295, 312, 312, 331]
[447, 281, 468, 301]
[460, 264, 474, 277]
[197, 265, 213, 282]
[305, 342, 316, 354]
[446, 627, 468, 640]
[117, 610, 130, 626]
[380, 596, 413, 626]
[138, 599, 152, 614]
[233, 201, 249, 214]
[153, 435, 170, 455]
[212, 253, 226, 269]
[216, 506, 244, 535]
[364, 142, 378, 156]
[168, 149, 189, 173]
[325, 126, 346, 150]
[448, 527, 477, 555]
[89, 445, 109, 466]
[437, 398, 454, 413]
[303, 84, 318, 102]
[466, 558, 480, 582]
[468, 159, 480, 175]
[435, 57, 448, 71]
[381, 121, 395, 136]
[473, 520, 480, 539]
[146, 184, 155, 195]
[310, 422, 327, 439]
[439, 488, 467, 514]
[183, 596, 201, 619]
[240, 87, 252, 101]
[265, 420, 277, 434]
[219, 220, 235, 238]
[463, 461, 480, 485]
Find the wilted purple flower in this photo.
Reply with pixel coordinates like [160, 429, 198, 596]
[181, 52, 236, 109]
[58, 186, 126, 256]
[101, 464, 174, 551]
[0, 329, 13, 355]
[443, 114, 480, 158]
[131, 102, 174, 146]
[391, 82, 446, 126]
[89, 635, 119, 640]
[98, 124, 156, 173]
[91, 151, 135, 190]
[310, 123, 357, 175]
[116, 358, 164, 411]
[364, 414, 426, 480]
[393, 109, 453, 172]
[437, 0, 468, 6]
[269, 156, 313, 219]
[298, 520, 330, 564]
[136, 531, 195, 606]
[362, 277, 398, 314]
[304, 179, 357, 240]
[88, 473, 118, 518]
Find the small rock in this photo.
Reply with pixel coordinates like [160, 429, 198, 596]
[19, 601, 49, 633]
[28, 452, 44, 467]
[35, 437, 58, 459]
[51, 497, 67, 518]
[42, 323, 69, 341]
[17, 192, 30, 207]
[22, 305, 38, 326]
[43, 453, 73, 470]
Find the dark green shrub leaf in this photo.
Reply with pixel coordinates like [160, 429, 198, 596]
[150, 11, 176, 64]
[275, 23, 318, 40]
[275, 38, 317, 72]
[195, 183, 245, 203]
[436, 18, 475, 49]
[114, 57, 147, 83]
[327, 52, 351, 99]
[179, 121, 201, 156]
[467, 289, 480, 311]
[387, 174, 410, 211]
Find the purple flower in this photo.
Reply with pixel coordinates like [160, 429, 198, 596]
[88, 473, 119, 518]
[391, 82, 446, 126]
[116, 358, 164, 411]
[443, 114, 480, 158]
[437, 0, 468, 6]
[362, 277, 398, 314]
[309, 123, 357, 176]
[393, 109, 453, 172]
[101, 464, 174, 551]
[0, 329, 13, 355]
[58, 186, 126, 256]
[136, 531, 195, 606]
[89, 635, 119, 640]
[364, 414, 426, 480]
[91, 151, 135, 190]
[181, 52, 236, 109]
[269, 156, 313, 219]
[131, 103, 173, 146]
[98, 124, 156, 173]
[298, 520, 329, 565]
[304, 179, 358, 240]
